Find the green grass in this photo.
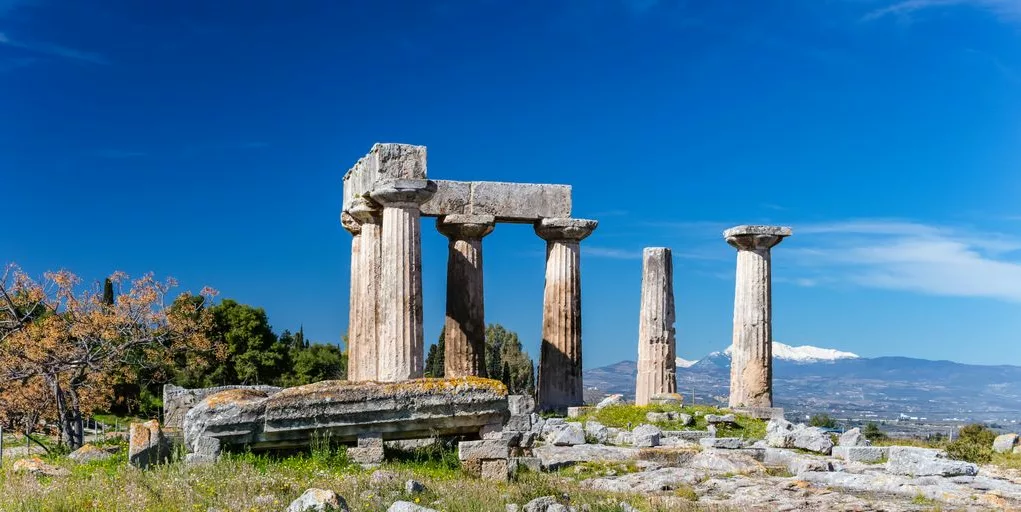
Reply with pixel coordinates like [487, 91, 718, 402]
[0, 448, 714, 512]
[575, 404, 767, 440]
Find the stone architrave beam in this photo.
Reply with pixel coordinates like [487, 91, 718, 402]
[724, 225, 792, 408]
[535, 217, 598, 412]
[424, 180, 572, 222]
[635, 247, 676, 406]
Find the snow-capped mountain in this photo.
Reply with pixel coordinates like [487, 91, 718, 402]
[675, 357, 699, 368]
[724, 342, 859, 363]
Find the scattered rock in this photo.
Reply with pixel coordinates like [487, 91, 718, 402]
[11, 457, 71, 477]
[838, 428, 870, 447]
[631, 424, 662, 448]
[584, 420, 610, 444]
[69, 443, 113, 463]
[792, 426, 834, 455]
[886, 446, 978, 477]
[404, 479, 425, 494]
[286, 489, 348, 512]
[533, 444, 639, 471]
[387, 501, 438, 512]
[613, 431, 633, 446]
[595, 394, 624, 409]
[704, 414, 737, 425]
[128, 419, 169, 469]
[507, 505, 520, 512]
[370, 470, 399, 487]
[993, 433, 1019, 454]
[765, 418, 797, 448]
[699, 437, 743, 449]
[550, 423, 586, 446]
[523, 496, 558, 512]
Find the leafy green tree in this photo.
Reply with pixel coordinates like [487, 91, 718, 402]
[282, 343, 346, 387]
[809, 414, 837, 428]
[862, 422, 887, 441]
[947, 423, 996, 463]
[485, 324, 535, 395]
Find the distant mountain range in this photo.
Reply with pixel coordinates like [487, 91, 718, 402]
[584, 343, 1021, 424]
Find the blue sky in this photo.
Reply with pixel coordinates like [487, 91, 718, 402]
[3, 0, 1020, 368]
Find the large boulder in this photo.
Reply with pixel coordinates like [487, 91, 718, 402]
[885, 446, 978, 477]
[993, 433, 1019, 453]
[792, 426, 834, 455]
[286, 489, 349, 512]
[549, 423, 586, 446]
[838, 428, 870, 447]
[129, 419, 169, 468]
[765, 418, 797, 448]
[183, 378, 508, 455]
[584, 420, 611, 444]
[69, 443, 113, 463]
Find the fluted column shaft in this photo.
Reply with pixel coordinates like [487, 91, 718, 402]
[341, 212, 363, 381]
[438, 215, 495, 378]
[370, 180, 437, 382]
[635, 247, 676, 406]
[725, 225, 791, 408]
[535, 218, 598, 412]
[348, 199, 382, 381]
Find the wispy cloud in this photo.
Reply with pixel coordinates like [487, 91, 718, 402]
[787, 219, 1021, 302]
[0, 31, 109, 65]
[863, 0, 1021, 23]
[585, 246, 644, 260]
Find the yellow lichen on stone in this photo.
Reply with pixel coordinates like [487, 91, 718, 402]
[203, 388, 269, 408]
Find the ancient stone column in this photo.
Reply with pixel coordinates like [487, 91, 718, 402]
[534, 218, 598, 412]
[348, 198, 383, 381]
[724, 225, 792, 408]
[635, 247, 676, 406]
[340, 211, 363, 381]
[370, 179, 437, 382]
[437, 214, 496, 378]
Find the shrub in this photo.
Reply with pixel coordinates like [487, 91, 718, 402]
[945, 423, 996, 463]
[862, 422, 887, 442]
[808, 414, 837, 428]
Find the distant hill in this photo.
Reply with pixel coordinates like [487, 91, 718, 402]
[584, 342, 1021, 424]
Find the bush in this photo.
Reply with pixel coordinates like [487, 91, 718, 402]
[808, 414, 837, 428]
[862, 422, 887, 442]
[946, 423, 996, 463]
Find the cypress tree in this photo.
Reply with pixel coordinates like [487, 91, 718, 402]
[501, 362, 512, 390]
[435, 328, 445, 377]
[102, 278, 114, 306]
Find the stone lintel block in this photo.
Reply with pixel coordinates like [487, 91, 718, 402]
[534, 218, 598, 242]
[458, 439, 509, 461]
[723, 225, 793, 238]
[343, 143, 427, 211]
[421, 180, 572, 222]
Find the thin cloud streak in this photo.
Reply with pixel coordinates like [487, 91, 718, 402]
[585, 246, 643, 260]
[0, 31, 109, 65]
[863, 0, 1021, 22]
[787, 219, 1021, 302]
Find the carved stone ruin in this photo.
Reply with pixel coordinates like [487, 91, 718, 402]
[724, 225, 792, 408]
[341, 143, 597, 412]
[635, 247, 676, 406]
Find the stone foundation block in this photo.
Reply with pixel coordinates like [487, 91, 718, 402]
[349, 446, 384, 466]
[505, 414, 532, 432]
[357, 433, 384, 448]
[662, 430, 712, 441]
[481, 459, 510, 481]
[509, 457, 542, 475]
[700, 437, 744, 449]
[458, 440, 509, 461]
[508, 395, 535, 416]
[480, 423, 504, 440]
[129, 420, 169, 469]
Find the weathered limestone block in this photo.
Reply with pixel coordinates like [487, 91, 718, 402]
[886, 446, 978, 477]
[163, 383, 281, 431]
[481, 459, 510, 481]
[724, 225, 791, 408]
[635, 247, 676, 406]
[183, 378, 509, 454]
[584, 420, 611, 444]
[549, 423, 586, 446]
[662, 430, 713, 441]
[838, 428, 871, 447]
[286, 488, 349, 512]
[535, 218, 597, 412]
[371, 179, 437, 382]
[437, 214, 495, 378]
[422, 181, 572, 222]
[11, 457, 70, 477]
[508, 395, 535, 415]
[342, 143, 428, 211]
[532, 444, 640, 471]
[349, 432, 385, 466]
[704, 414, 737, 425]
[566, 406, 590, 418]
[69, 443, 113, 463]
[631, 424, 662, 448]
[129, 419, 169, 469]
[993, 433, 1019, 453]
[688, 449, 765, 475]
[765, 418, 797, 448]
[700, 437, 744, 449]
[793, 426, 834, 455]
[831, 446, 888, 463]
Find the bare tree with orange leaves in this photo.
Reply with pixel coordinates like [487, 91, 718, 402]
[0, 264, 215, 449]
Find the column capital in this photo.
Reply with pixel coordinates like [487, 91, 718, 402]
[724, 225, 792, 251]
[340, 211, 361, 235]
[534, 218, 598, 242]
[437, 214, 496, 240]
[369, 179, 437, 208]
[348, 197, 383, 224]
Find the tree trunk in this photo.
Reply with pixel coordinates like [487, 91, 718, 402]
[67, 383, 84, 450]
[46, 373, 77, 449]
